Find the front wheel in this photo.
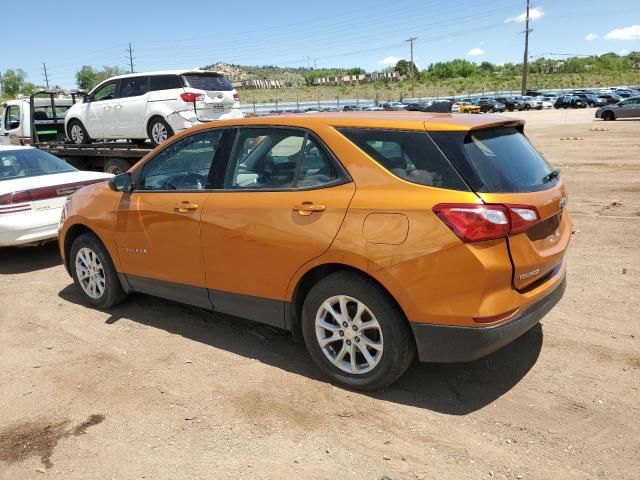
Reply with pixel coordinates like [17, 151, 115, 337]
[147, 117, 174, 147]
[67, 119, 92, 145]
[602, 111, 615, 121]
[524, 104, 531, 110]
[70, 233, 127, 309]
[301, 271, 415, 391]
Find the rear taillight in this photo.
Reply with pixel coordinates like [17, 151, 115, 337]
[433, 203, 539, 243]
[233, 92, 240, 102]
[0, 179, 106, 215]
[180, 92, 205, 103]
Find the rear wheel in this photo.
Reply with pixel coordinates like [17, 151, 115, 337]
[524, 104, 531, 110]
[301, 271, 415, 391]
[602, 111, 616, 121]
[70, 233, 127, 309]
[147, 117, 174, 147]
[104, 158, 133, 175]
[67, 119, 92, 145]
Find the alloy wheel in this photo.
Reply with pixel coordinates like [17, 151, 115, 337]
[315, 295, 383, 374]
[75, 247, 106, 299]
[70, 124, 84, 143]
[151, 122, 168, 144]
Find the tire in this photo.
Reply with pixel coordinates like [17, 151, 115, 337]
[301, 271, 415, 391]
[70, 233, 127, 309]
[104, 158, 132, 175]
[588, 102, 596, 108]
[602, 111, 615, 121]
[147, 117, 174, 147]
[524, 104, 531, 110]
[67, 119, 92, 145]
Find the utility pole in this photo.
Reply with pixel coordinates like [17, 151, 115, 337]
[406, 36, 417, 98]
[42, 62, 50, 89]
[128, 43, 135, 73]
[521, 0, 531, 95]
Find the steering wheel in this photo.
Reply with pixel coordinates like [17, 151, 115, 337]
[167, 172, 206, 190]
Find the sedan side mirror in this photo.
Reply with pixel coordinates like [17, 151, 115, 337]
[109, 172, 134, 193]
[83, 96, 91, 103]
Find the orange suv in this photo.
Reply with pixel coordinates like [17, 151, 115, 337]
[59, 112, 570, 390]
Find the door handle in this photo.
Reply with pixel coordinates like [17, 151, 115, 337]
[103, 106, 111, 110]
[174, 202, 199, 213]
[115, 105, 122, 109]
[293, 202, 326, 216]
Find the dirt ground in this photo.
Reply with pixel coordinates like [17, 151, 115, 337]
[1, 108, 638, 480]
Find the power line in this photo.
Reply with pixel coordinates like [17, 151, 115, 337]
[521, 0, 531, 95]
[406, 36, 417, 97]
[42, 62, 50, 89]
[128, 43, 135, 73]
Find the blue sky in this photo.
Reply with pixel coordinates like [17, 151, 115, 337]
[2, 0, 639, 88]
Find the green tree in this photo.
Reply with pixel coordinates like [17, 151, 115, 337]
[1, 69, 27, 98]
[395, 59, 418, 78]
[75, 65, 127, 90]
[346, 67, 365, 75]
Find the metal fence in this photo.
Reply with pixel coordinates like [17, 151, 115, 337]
[239, 86, 635, 115]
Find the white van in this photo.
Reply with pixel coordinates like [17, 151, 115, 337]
[1, 95, 77, 145]
[64, 70, 243, 146]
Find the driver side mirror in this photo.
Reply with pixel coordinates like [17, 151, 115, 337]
[109, 172, 134, 193]
[83, 96, 91, 103]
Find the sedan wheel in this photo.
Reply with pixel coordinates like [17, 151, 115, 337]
[315, 295, 383, 375]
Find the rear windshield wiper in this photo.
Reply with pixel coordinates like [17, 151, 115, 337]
[542, 168, 561, 183]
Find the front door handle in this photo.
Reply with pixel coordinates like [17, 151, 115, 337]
[293, 202, 326, 216]
[174, 202, 199, 213]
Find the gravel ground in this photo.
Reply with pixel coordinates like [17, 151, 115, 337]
[1, 107, 639, 479]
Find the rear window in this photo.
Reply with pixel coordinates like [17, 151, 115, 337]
[0, 149, 75, 181]
[429, 127, 558, 193]
[338, 128, 469, 191]
[150, 75, 183, 91]
[181, 73, 233, 91]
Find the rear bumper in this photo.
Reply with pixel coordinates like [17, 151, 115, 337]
[410, 275, 566, 363]
[0, 208, 61, 247]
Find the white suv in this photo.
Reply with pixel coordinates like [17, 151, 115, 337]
[64, 70, 242, 146]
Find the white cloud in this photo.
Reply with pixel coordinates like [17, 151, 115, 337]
[619, 49, 630, 55]
[379, 55, 402, 65]
[468, 48, 485, 56]
[479, 39, 488, 45]
[585, 32, 598, 41]
[604, 25, 640, 40]
[505, 7, 545, 23]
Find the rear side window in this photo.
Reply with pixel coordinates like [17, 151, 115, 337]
[338, 128, 469, 191]
[430, 127, 557, 193]
[150, 75, 183, 91]
[119, 76, 150, 97]
[182, 73, 233, 91]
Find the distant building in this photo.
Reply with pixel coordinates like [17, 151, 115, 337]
[313, 71, 400, 86]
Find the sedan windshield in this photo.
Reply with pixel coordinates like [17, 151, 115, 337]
[0, 149, 76, 181]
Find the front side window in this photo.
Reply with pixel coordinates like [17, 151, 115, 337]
[4, 105, 20, 130]
[140, 130, 223, 191]
[226, 128, 340, 190]
[119, 76, 150, 98]
[92, 81, 119, 102]
[338, 128, 468, 190]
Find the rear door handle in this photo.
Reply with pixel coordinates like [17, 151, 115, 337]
[174, 202, 199, 213]
[293, 202, 326, 216]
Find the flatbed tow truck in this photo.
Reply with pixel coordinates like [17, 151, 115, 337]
[1, 90, 152, 174]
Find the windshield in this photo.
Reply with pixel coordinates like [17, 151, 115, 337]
[181, 73, 233, 91]
[429, 127, 557, 193]
[0, 149, 76, 181]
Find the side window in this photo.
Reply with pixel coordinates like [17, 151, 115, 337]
[92, 82, 119, 102]
[119, 76, 150, 98]
[296, 137, 338, 188]
[226, 128, 341, 190]
[150, 75, 183, 91]
[4, 105, 20, 130]
[140, 130, 223, 191]
[339, 128, 469, 190]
